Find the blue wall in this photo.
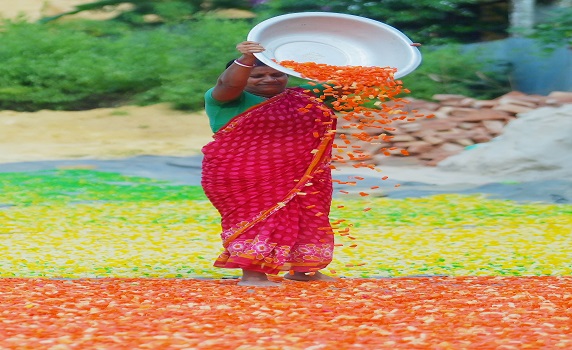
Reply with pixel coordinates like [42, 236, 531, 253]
[467, 38, 571, 95]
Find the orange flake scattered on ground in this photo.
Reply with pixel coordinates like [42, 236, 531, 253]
[1, 277, 570, 349]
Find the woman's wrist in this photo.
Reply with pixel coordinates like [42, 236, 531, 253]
[234, 54, 256, 67]
[233, 59, 255, 68]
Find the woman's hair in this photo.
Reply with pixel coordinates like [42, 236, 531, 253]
[225, 58, 267, 69]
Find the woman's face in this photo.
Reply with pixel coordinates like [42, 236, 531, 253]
[245, 66, 289, 98]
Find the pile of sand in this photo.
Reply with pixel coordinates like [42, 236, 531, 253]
[438, 105, 572, 181]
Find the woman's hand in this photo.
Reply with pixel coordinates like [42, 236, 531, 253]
[236, 41, 265, 54]
[236, 41, 265, 65]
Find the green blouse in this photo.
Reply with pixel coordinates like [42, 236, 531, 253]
[204, 84, 330, 133]
[204, 88, 266, 133]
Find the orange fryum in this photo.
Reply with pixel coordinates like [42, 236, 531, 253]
[279, 60, 413, 162]
[3, 278, 572, 348]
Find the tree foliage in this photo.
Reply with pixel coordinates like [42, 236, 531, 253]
[40, 0, 509, 44]
[40, 0, 569, 48]
[524, 6, 572, 51]
[255, 0, 509, 45]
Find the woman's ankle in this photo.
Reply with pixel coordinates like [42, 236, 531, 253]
[238, 269, 279, 286]
[241, 269, 269, 281]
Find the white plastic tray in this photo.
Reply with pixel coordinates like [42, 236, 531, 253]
[247, 12, 422, 80]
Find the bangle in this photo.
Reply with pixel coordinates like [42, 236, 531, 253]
[233, 59, 255, 68]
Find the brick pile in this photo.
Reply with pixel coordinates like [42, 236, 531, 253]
[336, 91, 572, 166]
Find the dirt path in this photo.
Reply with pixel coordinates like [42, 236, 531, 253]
[0, 0, 123, 21]
[0, 104, 213, 163]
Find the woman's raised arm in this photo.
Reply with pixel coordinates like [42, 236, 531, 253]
[211, 41, 265, 102]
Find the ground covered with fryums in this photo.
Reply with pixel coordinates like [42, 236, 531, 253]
[1, 170, 571, 349]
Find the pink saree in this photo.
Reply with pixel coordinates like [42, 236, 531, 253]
[201, 88, 337, 275]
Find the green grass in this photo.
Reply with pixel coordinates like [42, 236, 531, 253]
[0, 170, 207, 206]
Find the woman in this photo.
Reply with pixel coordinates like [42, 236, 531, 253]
[202, 41, 337, 286]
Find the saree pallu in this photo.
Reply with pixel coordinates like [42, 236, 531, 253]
[201, 88, 337, 275]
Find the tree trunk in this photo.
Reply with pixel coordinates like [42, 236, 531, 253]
[509, 0, 536, 36]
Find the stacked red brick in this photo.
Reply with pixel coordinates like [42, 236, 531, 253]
[336, 91, 572, 166]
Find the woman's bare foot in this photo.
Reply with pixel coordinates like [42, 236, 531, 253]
[283, 271, 337, 282]
[237, 269, 280, 287]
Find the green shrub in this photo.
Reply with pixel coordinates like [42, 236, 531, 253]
[0, 17, 250, 111]
[401, 44, 512, 101]
[0, 20, 140, 110]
